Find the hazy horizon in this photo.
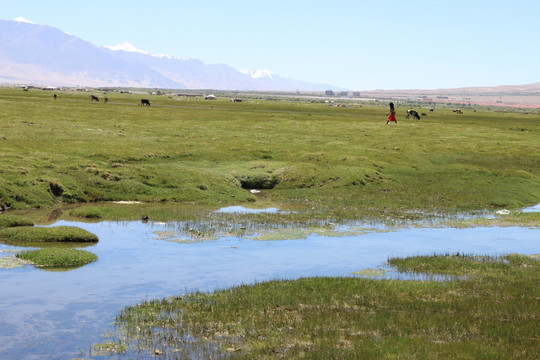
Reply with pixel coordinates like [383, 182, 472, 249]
[3, 0, 540, 90]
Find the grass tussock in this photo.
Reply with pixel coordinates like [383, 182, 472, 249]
[98, 254, 540, 359]
[17, 248, 97, 269]
[0, 225, 98, 246]
[0, 214, 34, 228]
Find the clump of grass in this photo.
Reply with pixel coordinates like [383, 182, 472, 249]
[0, 226, 98, 246]
[17, 248, 97, 269]
[388, 253, 516, 277]
[0, 214, 34, 228]
[98, 253, 540, 359]
[69, 207, 104, 219]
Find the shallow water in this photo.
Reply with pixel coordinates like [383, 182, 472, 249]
[523, 203, 540, 212]
[0, 216, 539, 359]
[214, 205, 282, 214]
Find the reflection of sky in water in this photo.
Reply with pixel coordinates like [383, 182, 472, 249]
[214, 206, 281, 214]
[0, 219, 539, 359]
[522, 204, 540, 212]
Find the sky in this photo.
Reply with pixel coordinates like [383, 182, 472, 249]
[3, 0, 540, 90]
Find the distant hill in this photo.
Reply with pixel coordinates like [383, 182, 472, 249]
[0, 19, 339, 91]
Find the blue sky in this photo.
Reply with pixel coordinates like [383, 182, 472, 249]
[3, 0, 539, 90]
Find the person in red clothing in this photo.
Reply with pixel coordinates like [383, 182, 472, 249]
[386, 102, 397, 124]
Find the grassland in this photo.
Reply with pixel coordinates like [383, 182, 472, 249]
[0, 88, 539, 223]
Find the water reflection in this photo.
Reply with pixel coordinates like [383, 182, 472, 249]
[0, 218, 538, 359]
[214, 205, 282, 214]
[523, 203, 540, 213]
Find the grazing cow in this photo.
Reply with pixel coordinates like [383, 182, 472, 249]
[421, 113, 427, 116]
[53, 94, 57, 100]
[141, 99, 151, 106]
[104, 98, 108, 103]
[406, 109, 421, 120]
[91, 95, 99, 102]
[230, 98, 242, 102]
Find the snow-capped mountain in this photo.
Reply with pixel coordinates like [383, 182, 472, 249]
[240, 69, 274, 79]
[104, 42, 149, 55]
[0, 18, 339, 91]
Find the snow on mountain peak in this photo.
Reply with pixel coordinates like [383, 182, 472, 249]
[104, 43, 191, 60]
[13, 17, 35, 24]
[240, 69, 274, 79]
[104, 42, 149, 55]
[153, 53, 191, 61]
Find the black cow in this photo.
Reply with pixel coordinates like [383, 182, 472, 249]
[141, 99, 151, 106]
[406, 109, 421, 120]
[91, 95, 99, 102]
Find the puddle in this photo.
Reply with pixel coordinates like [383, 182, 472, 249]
[0, 220, 539, 359]
[214, 205, 282, 214]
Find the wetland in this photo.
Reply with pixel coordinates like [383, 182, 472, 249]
[0, 88, 539, 358]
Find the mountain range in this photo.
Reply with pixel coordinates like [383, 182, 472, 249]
[0, 18, 338, 91]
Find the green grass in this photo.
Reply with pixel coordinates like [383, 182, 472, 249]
[98, 254, 540, 359]
[1, 88, 539, 221]
[0, 214, 34, 228]
[17, 248, 97, 269]
[0, 225, 98, 246]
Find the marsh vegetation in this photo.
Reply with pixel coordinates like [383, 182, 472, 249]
[99, 253, 539, 359]
[17, 248, 97, 269]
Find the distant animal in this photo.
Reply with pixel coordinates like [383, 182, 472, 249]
[53, 94, 57, 100]
[230, 98, 242, 102]
[141, 99, 151, 106]
[104, 98, 108, 103]
[429, 108, 434, 112]
[406, 109, 421, 120]
[421, 113, 427, 116]
[91, 95, 99, 102]
[453, 109, 463, 114]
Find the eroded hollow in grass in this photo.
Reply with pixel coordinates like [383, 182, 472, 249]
[239, 174, 279, 189]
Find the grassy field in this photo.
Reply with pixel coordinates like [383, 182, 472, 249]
[1, 88, 539, 222]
